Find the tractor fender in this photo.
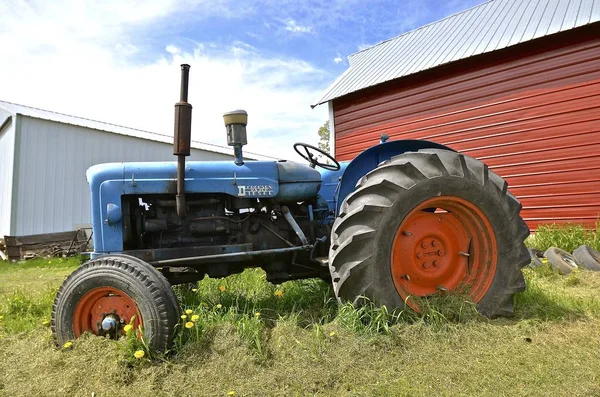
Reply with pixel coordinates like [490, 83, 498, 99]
[335, 139, 454, 215]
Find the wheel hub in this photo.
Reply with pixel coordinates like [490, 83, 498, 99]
[99, 313, 122, 338]
[391, 196, 497, 309]
[73, 287, 142, 339]
[415, 238, 445, 270]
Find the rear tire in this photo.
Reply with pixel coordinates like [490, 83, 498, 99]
[52, 256, 178, 352]
[329, 149, 530, 318]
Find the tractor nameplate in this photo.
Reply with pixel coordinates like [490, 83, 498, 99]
[237, 185, 275, 197]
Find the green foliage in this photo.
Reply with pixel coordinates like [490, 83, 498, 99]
[527, 222, 600, 252]
[0, 289, 56, 334]
[317, 120, 330, 153]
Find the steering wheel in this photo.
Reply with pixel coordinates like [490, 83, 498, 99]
[293, 143, 341, 171]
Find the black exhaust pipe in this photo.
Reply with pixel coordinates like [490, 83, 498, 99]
[173, 64, 192, 218]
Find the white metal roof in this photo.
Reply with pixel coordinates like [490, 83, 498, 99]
[314, 0, 600, 106]
[0, 100, 277, 160]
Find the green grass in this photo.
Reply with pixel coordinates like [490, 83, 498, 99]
[2, 257, 600, 396]
[527, 222, 600, 252]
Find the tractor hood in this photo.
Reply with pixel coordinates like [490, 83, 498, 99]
[87, 160, 281, 198]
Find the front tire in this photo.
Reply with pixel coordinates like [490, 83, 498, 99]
[52, 256, 179, 352]
[329, 149, 530, 318]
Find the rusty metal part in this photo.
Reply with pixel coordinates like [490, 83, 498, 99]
[173, 64, 192, 218]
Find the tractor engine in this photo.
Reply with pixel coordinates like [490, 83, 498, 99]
[121, 192, 327, 283]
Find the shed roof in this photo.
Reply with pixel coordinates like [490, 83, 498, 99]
[314, 0, 600, 106]
[0, 100, 276, 160]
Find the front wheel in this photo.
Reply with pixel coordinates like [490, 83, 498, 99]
[52, 256, 179, 352]
[329, 149, 530, 318]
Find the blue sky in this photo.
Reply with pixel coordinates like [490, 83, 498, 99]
[0, 0, 481, 159]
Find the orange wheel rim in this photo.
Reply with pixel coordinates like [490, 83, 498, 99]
[391, 196, 497, 310]
[73, 287, 142, 338]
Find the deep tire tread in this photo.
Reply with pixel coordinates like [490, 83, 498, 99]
[52, 256, 178, 352]
[329, 149, 529, 318]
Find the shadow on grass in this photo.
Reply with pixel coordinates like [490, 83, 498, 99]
[175, 276, 338, 330]
[514, 277, 592, 321]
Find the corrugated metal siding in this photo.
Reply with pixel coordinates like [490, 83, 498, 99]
[13, 118, 232, 235]
[333, 27, 600, 229]
[315, 0, 600, 106]
[0, 100, 275, 160]
[0, 108, 15, 236]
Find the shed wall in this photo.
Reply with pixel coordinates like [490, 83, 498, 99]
[14, 118, 231, 235]
[0, 109, 15, 235]
[333, 25, 600, 229]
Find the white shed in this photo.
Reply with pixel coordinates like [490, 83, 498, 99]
[0, 101, 270, 237]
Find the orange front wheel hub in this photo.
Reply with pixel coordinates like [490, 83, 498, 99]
[73, 287, 142, 338]
[391, 196, 497, 308]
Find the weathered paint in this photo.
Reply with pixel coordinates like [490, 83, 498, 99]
[332, 25, 600, 229]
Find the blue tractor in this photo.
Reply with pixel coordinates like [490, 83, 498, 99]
[52, 65, 529, 351]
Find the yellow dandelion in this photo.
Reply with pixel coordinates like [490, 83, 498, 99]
[41, 319, 50, 326]
[216, 304, 223, 309]
[185, 309, 193, 315]
[254, 312, 261, 317]
[185, 321, 194, 329]
[228, 392, 236, 396]
[63, 341, 73, 349]
[191, 314, 200, 322]
[192, 288, 198, 292]
[181, 314, 187, 320]
[134, 350, 145, 359]
[0, 315, 4, 321]
[219, 285, 226, 292]
[123, 324, 133, 333]
[329, 331, 336, 337]
[274, 290, 284, 297]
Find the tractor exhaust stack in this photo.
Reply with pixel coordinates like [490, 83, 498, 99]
[173, 64, 192, 218]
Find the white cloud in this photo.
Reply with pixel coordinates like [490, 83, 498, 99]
[165, 45, 180, 55]
[333, 55, 344, 64]
[284, 19, 313, 34]
[0, 0, 328, 160]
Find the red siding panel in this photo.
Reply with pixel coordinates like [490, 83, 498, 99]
[333, 25, 600, 229]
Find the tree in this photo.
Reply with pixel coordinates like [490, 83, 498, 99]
[317, 120, 330, 154]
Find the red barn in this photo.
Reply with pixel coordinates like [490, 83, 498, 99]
[314, 0, 600, 229]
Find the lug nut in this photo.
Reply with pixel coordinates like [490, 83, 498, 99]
[431, 240, 437, 247]
[416, 253, 422, 259]
[423, 262, 430, 269]
[433, 260, 439, 267]
[421, 241, 428, 248]
[437, 250, 444, 256]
